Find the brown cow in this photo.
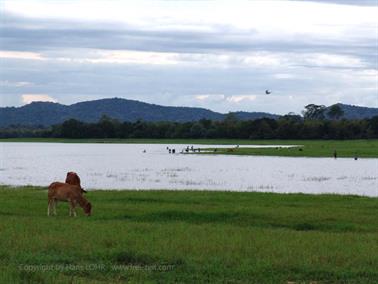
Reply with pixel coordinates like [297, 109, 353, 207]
[48, 183, 92, 217]
[65, 172, 87, 193]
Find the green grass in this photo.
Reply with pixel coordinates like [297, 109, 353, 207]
[0, 186, 377, 283]
[196, 139, 378, 158]
[1, 138, 378, 157]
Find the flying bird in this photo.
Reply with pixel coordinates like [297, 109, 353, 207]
[265, 90, 271, 95]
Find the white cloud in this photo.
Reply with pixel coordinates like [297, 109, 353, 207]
[21, 94, 57, 104]
[302, 53, 364, 68]
[226, 95, 257, 103]
[0, 51, 45, 60]
[83, 50, 180, 65]
[195, 94, 225, 101]
[195, 95, 209, 101]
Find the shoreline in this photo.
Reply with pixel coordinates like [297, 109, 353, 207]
[1, 185, 377, 199]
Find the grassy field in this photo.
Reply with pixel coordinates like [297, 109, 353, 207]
[197, 139, 378, 158]
[1, 138, 378, 158]
[0, 186, 377, 283]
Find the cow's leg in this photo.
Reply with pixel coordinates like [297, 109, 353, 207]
[69, 200, 77, 217]
[73, 200, 77, 217]
[48, 198, 56, 216]
[47, 199, 51, 216]
[53, 199, 57, 215]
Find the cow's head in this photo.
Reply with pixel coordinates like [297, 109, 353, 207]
[84, 202, 92, 216]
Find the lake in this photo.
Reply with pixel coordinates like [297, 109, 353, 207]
[1, 143, 377, 196]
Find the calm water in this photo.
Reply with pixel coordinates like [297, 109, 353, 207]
[1, 143, 377, 196]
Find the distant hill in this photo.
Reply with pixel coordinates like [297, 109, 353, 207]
[1, 99, 376, 127]
[229, 111, 278, 120]
[0, 98, 279, 127]
[325, 103, 378, 120]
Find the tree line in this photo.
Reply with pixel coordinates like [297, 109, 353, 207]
[1, 114, 378, 140]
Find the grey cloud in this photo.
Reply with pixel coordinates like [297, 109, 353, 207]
[1, 13, 257, 53]
[1, 12, 376, 63]
[1, 5, 376, 113]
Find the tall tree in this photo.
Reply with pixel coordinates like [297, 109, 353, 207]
[302, 104, 326, 120]
[327, 104, 344, 120]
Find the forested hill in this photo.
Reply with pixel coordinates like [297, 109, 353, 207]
[0, 98, 278, 127]
[325, 103, 378, 120]
[1, 98, 377, 127]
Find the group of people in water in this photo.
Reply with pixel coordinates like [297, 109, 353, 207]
[142, 145, 202, 154]
[166, 146, 201, 154]
[143, 146, 359, 159]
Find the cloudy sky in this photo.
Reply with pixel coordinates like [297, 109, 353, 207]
[0, 0, 377, 114]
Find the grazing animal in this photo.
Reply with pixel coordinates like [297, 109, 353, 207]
[48, 183, 92, 217]
[65, 172, 87, 193]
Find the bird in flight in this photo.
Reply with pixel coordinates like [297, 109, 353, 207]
[265, 90, 271, 95]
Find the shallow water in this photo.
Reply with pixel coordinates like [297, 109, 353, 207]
[1, 143, 377, 196]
